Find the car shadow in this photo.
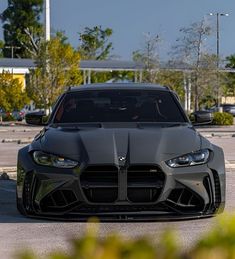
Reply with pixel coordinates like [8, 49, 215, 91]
[0, 179, 51, 223]
[0, 180, 212, 223]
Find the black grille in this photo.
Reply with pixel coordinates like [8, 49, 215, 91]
[212, 171, 221, 208]
[127, 166, 165, 202]
[40, 189, 77, 212]
[166, 188, 204, 212]
[80, 166, 118, 203]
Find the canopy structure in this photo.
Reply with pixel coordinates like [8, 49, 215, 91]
[0, 58, 235, 106]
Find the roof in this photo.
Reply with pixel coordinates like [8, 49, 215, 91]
[68, 83, 170, 92]
[0, 58, 35, 68]
[0, 58, 144, 71]
[80, 60, 144, 71]
[1, 58, 235, 73]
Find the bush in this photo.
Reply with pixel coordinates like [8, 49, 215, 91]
[2, 114, 15, 122]
[212, 112, 233, 125]
[15, 214, 235, 259]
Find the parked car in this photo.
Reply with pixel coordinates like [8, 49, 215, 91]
[12, 110, 25, 121]
[17, 83, 225, 220]
[190, 110, 213, 124]
[209, 104, 235, 116]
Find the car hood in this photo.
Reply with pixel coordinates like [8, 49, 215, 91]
[31, 125, 203, 165]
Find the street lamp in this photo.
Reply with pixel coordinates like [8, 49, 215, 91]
[45, 0, 51, 41]
[209, 12, 229, 106]
[209, 12, 229, 68]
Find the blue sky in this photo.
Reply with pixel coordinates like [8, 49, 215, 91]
[0, 0, 234, 61]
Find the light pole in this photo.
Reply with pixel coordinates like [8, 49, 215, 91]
[45, 0, 51, 41]
[209, 13, 229, 68]
[209, 12, 229, 106]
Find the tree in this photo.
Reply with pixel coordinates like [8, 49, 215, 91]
[78, 26, 113, 60]
[78, 26, 114, 83]
[171, 20, 213, 110]
[0, 40, 4, 58]
[0, 72, 28, 111]
[133, 33, 161, 83]
[224, 55, 235, 97]
[27, 34, 83, 109]
[1, 0, 43, 58]
[155, 70, 185, 100]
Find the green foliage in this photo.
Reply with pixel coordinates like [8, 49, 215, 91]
[0, 72, 29, 111]
[0, 40, 4, 58]
[212, 112, 233, 125]
[171, 20, 214, 110]
[224, 54, 235, 97]
[2, 114, 15, 121]
[199, 95, 216, 109]
[78, 26, 113, 83]
[16, 214, 235, 259]
[189, 214, 235, 259]
[133, 33, 160, 83]
[88, 71, 134, 84]
[78, 26, 113, 60]
[1, 0, 43, 58]
[155, 70, 184, 100]
[27, 34, 82, 109]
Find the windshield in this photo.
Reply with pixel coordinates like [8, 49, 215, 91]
[53, 90, 186, 123]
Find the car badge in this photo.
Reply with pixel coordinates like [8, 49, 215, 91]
[118, 156, 126, 162]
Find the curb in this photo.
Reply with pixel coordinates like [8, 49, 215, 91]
[199, 132, 235, 138]
[0, 167, 17, 180]
[2, 138, 33, 144]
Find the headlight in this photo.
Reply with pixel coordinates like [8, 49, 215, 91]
[33, 151, 78, 168]
[166, 149, 210, 168]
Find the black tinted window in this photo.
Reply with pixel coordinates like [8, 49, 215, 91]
[54, 90, 186, 123]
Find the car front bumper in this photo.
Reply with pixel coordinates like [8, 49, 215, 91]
[17, 153, 225, 220]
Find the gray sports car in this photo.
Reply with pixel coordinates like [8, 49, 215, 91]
[16, 83, 225, 220]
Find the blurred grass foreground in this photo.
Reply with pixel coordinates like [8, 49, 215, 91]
[17, 214, 235, 259]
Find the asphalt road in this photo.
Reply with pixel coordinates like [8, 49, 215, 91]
[0, 125, 235, 258]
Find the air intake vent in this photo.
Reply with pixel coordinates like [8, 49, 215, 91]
[23, 172, 34, 212]
[212, 170, 221, 208]
[40, 190, 77, 212]
[167, 188, 204, 212]
[80, 166, 118, 203]
[127, 166, 165, 203]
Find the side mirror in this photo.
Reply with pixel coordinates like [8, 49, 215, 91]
[25, 111, 47, 126]
[190, 110, 213, 125]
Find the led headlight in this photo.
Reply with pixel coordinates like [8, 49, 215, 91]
[33, 151, 78, 168]
[166, 149, 210, 168]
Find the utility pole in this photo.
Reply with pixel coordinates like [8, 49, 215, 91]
[209, 12, 229, 106]
[45, 0, 51, 41]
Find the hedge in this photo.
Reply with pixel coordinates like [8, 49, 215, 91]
[212, 112, 233, 125]
[16, 214, 235, 259]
